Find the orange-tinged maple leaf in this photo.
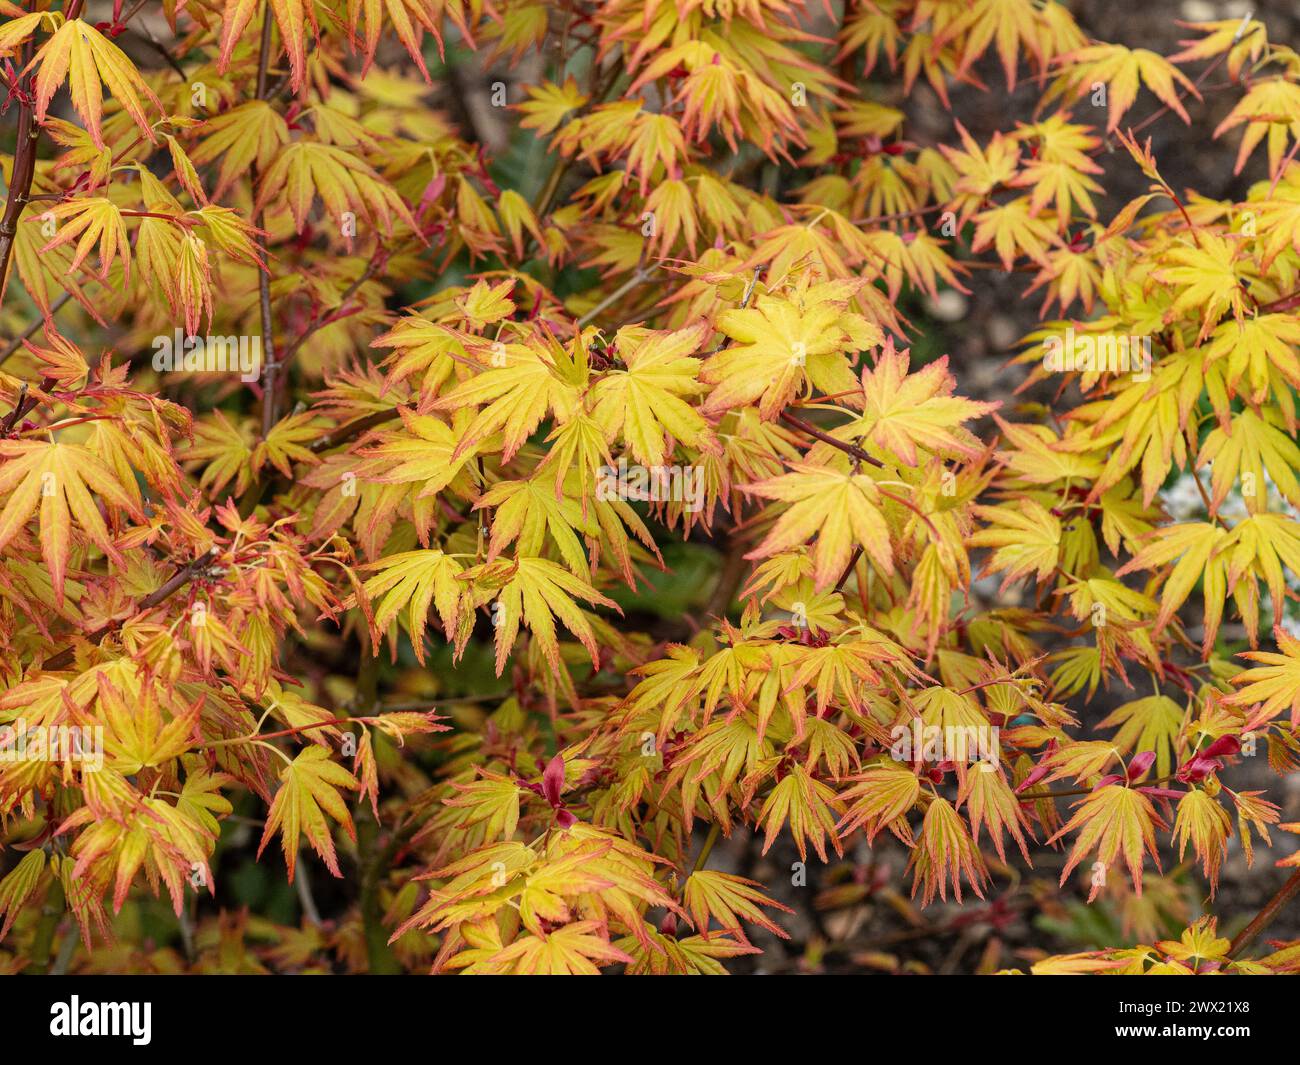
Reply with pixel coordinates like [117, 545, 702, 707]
[1115, 521, 1232, 653]
[940, 122, 1022, 214]
[1201, 315, 1300, 401]
[1097, 695, 1183, 779]
[1170, 18, 1267, 81]
[26, 18, 161, 148]
[219, 0, 314, 93]
[258, 746, 359, 882]
[742, 462, 894, 591]
[939, 0, 1045, 89]
[190, 101, 290, 199]
[1213, 76, 1300, 177]
[348, 0, 473, 80]
[517, 78, 588, 136]
[488, 920, 634, 974]
[183, 410, 255, 498]
[848, 345, 997, 464]
[472, 555, 620, 675]
[959, 766, 1034, 863]
[969, 499, 1061, 589]
[970, 197, 1060, 269]
[1156, 233, 1254, 341]
[682, 868, 792, 943]
[1197, 407, 1300, 515]
[356, 549, 463, 664]
[1052, 44, 1199, 133]
[0, 849, 44, 940]
[589, 322, 717, 467]
[96, 673, 199, 775]
[256, 142, 418, 243]
[0, 439, 141, 605]
[909, 796, 989, 905]
[63, 782, 216, 915]
[37, 196, 130, 281]
[756, 763, 843, 863]
[433, 342, 584, 462]
[1048, 784, 1164, 899]
[836, 760, 921, 844]
[1226, 628, 1300, 731]
[701, 282, 881, 421]
[1172, 788, 1231, 892]
[476, 475, 595, 579]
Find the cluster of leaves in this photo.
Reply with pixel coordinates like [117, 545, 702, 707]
[1, 0, 1300, 975]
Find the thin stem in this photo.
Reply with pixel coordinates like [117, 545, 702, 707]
[1017, 774, 1176, 802]
[308, 407, 400, 453]
[576, 266, 656, 327]
[42, 547, 220, 670]
[201, 715, 363, 748]
[276, 249, 386, 371]
[295, 852, 323, 926]
[253, 7, 279, 437]
[1259, 288, 1300, 315]
[851, 203, 944, 227]
[22, 876, 66, 974]
[691, 823, 720, 873]
[0, 29, 40, 305]
[0, 291, 73, 361]
[778, 410, 884, 469]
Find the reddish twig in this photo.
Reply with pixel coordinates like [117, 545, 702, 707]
[1229, 868, 1300, 960]
[778, 410, 884, 468]
[41, 547, 220, 670]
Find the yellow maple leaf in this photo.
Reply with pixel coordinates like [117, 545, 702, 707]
[258, 746, 359, 882]
[27, 18, 161, 148]
[0, 439, 141, 604]
[589, 322, 717, 467]
[1048, 784, 1164, 899]
[742, 462, 894, 591]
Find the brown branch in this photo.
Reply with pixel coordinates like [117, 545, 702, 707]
[1259, 288, 1300, 315]
[1228, 868, 1300, 960]
[778, 410, 884, 468]
[253, 8, 280, 437]
[0, 382, 28, 435]
[851, 203, 945, 227]
[777, 411, 942, 536]
[704, 532, 749, 619]
[0, 30, 40, 305]
[201, 715, 364, 747]
[1094, 18, 1253, 155]
[308, 408, 401, 453]
[41, 547, 219, 670]
[237, 405, 400, 516]
[1016, 775, 1177, 802]
[576, 265, 657, 327]
[1, 374, 55, 437]
[275, 248, 387, 371]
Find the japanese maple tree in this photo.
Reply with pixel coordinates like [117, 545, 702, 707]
[0, 0, 1299, 976]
